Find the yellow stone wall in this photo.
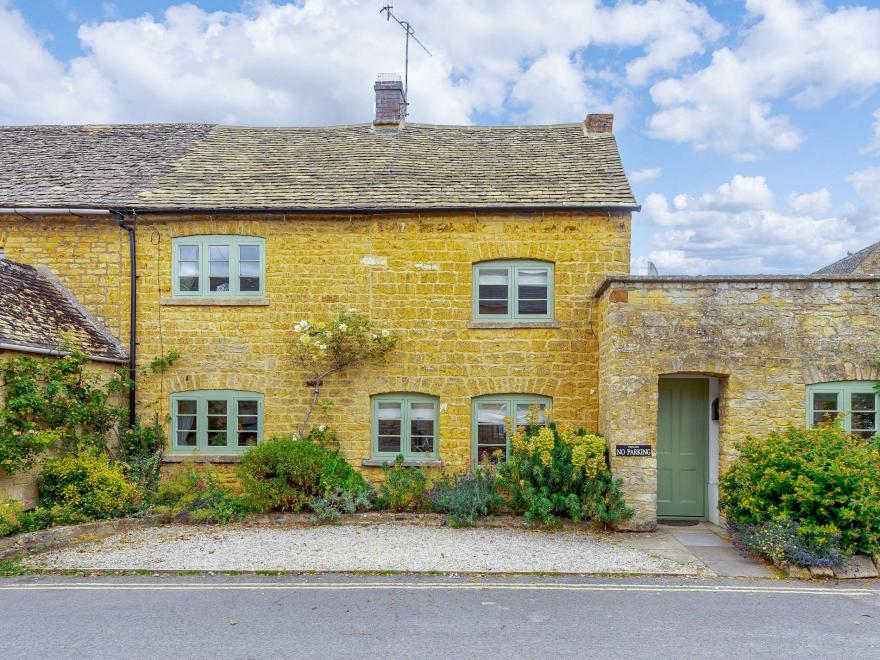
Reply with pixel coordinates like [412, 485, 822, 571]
[1, 211, 630, 479]
[597, 279, 880, 530]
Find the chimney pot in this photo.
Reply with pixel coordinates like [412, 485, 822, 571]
[585, 113, 613, 134]
[374, 74, 405, 126]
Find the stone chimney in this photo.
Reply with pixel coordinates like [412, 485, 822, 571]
[584, 113, 613, 134]
[374, 74, 405, 126]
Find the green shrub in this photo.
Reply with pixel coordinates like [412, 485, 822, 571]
[720, 422, 880, 557]
[497, 422, 633, 527]
[157, 464, 251, 524]
[39, 450, 141, 522]
[377, 456, 429, 512]
[727, 518, 845, 568]
[309, 487, 373, 525]
[0, 500, 23, 537]
[16, 507, 53, 533]
[427, 466, 503, 526]
[237, 436, 370, 513]
[117, 419, 164, 497]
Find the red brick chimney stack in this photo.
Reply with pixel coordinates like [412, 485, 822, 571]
[374, 74, 406, 126]
[585, 114, 614, 134]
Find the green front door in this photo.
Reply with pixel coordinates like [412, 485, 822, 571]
[657, 378, 709, 519]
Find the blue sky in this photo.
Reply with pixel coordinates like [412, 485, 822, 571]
[3, 0, 880, 274]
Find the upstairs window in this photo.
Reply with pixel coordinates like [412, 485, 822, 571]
[807, 382, 878, 439]
[171, 390, 263, 453]
[172, 236, 265, 297]
[473, 260, 554, 322]
[371, 393, 439, 462]
[472, 394, 551, 461]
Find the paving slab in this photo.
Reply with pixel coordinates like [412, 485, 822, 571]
[833, 555, 879, 579]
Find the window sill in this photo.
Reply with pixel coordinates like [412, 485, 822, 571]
[361, 458, 442, 468]
[467, 321, 560, 329]
[162, 453, 243, 463]
[160, 297, 270, 306]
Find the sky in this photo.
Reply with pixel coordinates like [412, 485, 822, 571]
[2, 0, 880, 275]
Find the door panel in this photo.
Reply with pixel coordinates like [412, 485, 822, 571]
[657, 378, 709, 519]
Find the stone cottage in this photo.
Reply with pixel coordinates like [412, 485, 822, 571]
[0, 76, 877, 529]
[0, 259, 128, 505]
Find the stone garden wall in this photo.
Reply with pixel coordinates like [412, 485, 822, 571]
[596, 276, 880, 530]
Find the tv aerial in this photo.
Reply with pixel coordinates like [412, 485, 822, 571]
[380, 4, 432, 114]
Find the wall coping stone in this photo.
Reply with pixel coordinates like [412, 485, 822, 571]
[361, 458, 443, 468]
[594, 275, 880, 298]
[0, 514, 166, 561]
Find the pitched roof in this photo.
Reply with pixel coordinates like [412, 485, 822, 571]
[0, 123, 637, 212]
[0, 259, 127, 362]
[813, 240, 880, 275]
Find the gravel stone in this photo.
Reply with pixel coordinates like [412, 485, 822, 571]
[25, 523, 703, 574]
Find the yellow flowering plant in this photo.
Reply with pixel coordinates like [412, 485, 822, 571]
[496, 413, 633, 528]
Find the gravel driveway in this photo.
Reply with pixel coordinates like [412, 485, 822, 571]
[24, 523, 707, 575]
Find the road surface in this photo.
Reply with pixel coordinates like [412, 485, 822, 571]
[1, 575, 877, 658]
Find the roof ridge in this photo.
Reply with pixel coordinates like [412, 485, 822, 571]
[813, 239, 880, 275]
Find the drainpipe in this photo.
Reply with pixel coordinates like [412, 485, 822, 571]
[114, 211, 137, 429]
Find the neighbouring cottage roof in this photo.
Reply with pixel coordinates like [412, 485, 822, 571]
[813, 240, 880, 275]
[0, 123, 637, 212]
[0, 259, 127, 363]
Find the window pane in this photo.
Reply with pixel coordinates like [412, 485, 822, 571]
[852, 412, 876, 431]
[176, 415, 197, 432]
[240, 277, 260, 292]
[410, 403, 435, 454]
[478, 268, 509, 316]
[411, 435, 434, 453]
[209, 245, 229, 260]
[240, 261, 260, 277]
[207, 431, 227, 447]
[210, 278, 230, 291]
[813, 411, 840, 426]
[378, 402, 401, 452]
[518, 298, 548, 315]
[238, 400, 258, 416]
[208, 400, 228, 415]
[378, 436, 401, 453]
[477, 402, 508, 424]
[179, 261, 199, 277]
[179, 245, 199, 261]
[208, 415, 228, 431]
[479, 299, 508, 315]
[179, 276, 199, 292]
[177, 430, 197, 446]
[812, 392, 839, 412]
[852, 393, 875, 412]
[516, 403, 547, 425]
[210, 261, 230, 277]
[240, 245, 260, 261]
[177, 399, 197, 415]
[518, 269, 548, 287]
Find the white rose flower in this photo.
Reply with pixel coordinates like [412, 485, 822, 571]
[318, 343, 327, 351]
[299, 334, 311, 344]
[347, 308, 357, 313]
[381, 329, 390, 337]
[338, 323, 348, 332]
[319, 425, 327, 432]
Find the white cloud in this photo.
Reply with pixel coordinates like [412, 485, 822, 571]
[0, 0, 722, 126]
[630, 167, 661, 183]
[648, 0, 880, 159]
[788, 188, 831, 214]
[865, 108, 880, 153]
[634, 174, 878, 275]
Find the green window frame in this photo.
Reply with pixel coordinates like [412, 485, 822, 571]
[371, 393, 439, 462]
[807, 381, 878, 439]
[472, 394, 551, 461]
[472, 260, 554, 322]
[170, 390, 264, 454]
[172, 235, 266, 297]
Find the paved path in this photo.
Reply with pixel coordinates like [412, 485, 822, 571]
[659, 522, 776, 578]
[1, 575, 877, 659]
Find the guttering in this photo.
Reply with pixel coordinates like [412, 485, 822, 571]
[120, 204, 642, 215]
[112, 210, 138, 429]
[0, 342, 127, 364]
[0, 208, 111, 215]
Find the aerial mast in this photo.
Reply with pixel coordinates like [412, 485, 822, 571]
[379, 4, 432, 115]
